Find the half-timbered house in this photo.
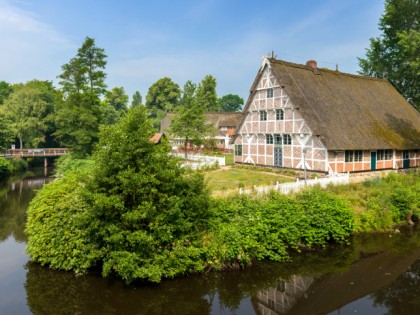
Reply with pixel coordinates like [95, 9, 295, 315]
[233, 57, 420, 173]
[161, 112, 242, 151]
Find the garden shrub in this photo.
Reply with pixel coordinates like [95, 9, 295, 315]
[26, 170, 100, 273]
[296, 188, 355, 246]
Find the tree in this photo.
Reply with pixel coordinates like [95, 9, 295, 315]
[145, 77, 180, 130]
[170, 81, 208, 159]
[0, 81, 55, 148]
[131, 91, 143, 108]
[0, 81, 13, 105]
[179, 80, 196, 108]
[54, 37, 108, 157]
[358, 0, 420, 110]
[196, 75, 220, 112]
[105, 87, 128, 113]
[218, 94, 244, 112]
[0, 113, 14, 152]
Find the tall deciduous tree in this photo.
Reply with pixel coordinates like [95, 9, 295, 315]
[54, 37, 107, 157]
[0, 81, 13, 105]
[146, 77, 180, 130]
[218, 94, 244, 112]
[170, 81, 207, 159]
[131, 91, 143, 108]
[0, 81, 55, 148]
[0, 113, 14, 151]
[105, 87, 128, 113]
[196, 75, 220, 111]
[358, 0, 420, 110]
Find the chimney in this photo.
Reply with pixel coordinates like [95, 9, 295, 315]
[306, 60, 318, 70]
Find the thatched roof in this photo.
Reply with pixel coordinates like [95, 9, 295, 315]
[239, 58, 420, 150]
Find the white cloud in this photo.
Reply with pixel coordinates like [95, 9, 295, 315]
[0, 0, 73, 84]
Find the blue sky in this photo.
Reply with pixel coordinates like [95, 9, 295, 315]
[0, 0, 384, 102]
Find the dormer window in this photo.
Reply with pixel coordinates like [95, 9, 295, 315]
[267, 88, 274, 98]
[260, 111, 267, 121]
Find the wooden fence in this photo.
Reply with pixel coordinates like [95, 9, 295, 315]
[171, 153, 225, 169]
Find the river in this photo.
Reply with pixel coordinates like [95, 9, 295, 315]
[1, 169, 420, 315]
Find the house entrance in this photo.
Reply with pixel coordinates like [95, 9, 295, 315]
[371, 152, 377, 170]
[403, 150, 410, 169]
[274, 147, 282, 167]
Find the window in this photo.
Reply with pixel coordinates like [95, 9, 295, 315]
[267, 88, 274, 98]
[377, 149, 392, 160]
[283, 134, 292, 145]
[276, 280, 286, 292]
[345, 150, 363, 162]
[274, 134, 282, 145]
[260, 111, 267, 121]
[266, 134, 274, 144]
[276, 109, 284, 120]
[235, 145, 242, 156]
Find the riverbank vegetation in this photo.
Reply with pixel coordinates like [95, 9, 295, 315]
[25, 104, 420, 284]
[0, 157, 28, 178]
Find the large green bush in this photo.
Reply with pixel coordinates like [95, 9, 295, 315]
[26, 107, 211, 283]
[296, 189, 355, 246]
[203, 191, 355, 271]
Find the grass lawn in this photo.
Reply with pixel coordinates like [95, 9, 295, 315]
[202, 153, 234, 165]
[204, 167, 294, 195]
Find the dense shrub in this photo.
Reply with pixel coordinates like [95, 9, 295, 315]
[8, 157, 28, 172]
[54, 153, 94, 177]
[203, 191, 355, 271]
[296, 189, 355, 246]
[0, 157, 28, 179]
[0, 157, 11, 178]
[26, 170, 100, 273]
[26, 107, 212, 283]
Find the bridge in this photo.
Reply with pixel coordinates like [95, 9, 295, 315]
[5, 148, 69, 158]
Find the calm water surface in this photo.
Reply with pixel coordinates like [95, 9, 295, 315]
[1, 169, 420, 315]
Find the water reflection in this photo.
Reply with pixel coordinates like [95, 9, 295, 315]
[254, 276, 313, 314]
[25, 262, 213, 315]
[372, 258, 420, 314]
[2, 170, 420, 315]
[252, 231, 420, 315]
[0, 174, 53, 243]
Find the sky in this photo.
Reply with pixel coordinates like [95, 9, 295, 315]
[0, 0, 385, 103]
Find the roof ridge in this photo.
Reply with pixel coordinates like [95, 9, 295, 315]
[268, 58, 389, 82]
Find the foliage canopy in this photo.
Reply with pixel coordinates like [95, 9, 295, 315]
[358, 0, 420, 110]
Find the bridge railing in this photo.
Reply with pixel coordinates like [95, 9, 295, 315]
[5, 148, 69, 157]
